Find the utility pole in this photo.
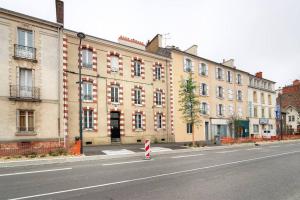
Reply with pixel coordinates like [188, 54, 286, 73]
[279, 93, 283, 140]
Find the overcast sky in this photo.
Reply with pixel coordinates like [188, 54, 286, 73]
[1, 0, 299, 88]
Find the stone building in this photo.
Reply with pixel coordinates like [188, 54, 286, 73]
[63, 31, 172, 145]
[0, 8, 64, 148]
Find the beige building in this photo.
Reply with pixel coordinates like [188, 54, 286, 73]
[147, 35, 250, 143]
[0, 8, 64, 148]
[63, 31, 172, 145]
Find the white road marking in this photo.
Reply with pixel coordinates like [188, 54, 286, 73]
[140, 147, 172, 152]
[216, 150, 239, 154]
[172, 154, 204, 159]
[8, 150, 300, 200]
[102, 149, 135, 155]
[246, 148, 262, 151]
[103, 160, 151, 166]
[269, 145, 280, 148]
[0, 168, 72, 177]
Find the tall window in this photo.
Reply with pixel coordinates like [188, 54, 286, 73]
[227, 71, 232, 83]
[157, 113, 162, 129]
[155, 91, 162, 106]
[200, 102, 209, 115]
[261, 93, 265, 104]
[186, 123, 192, 134]
[268, 108, 272, 118]
[217, 86, 224, 98]
[184, 58, 192, 72]
[111, 56, 119, 72]
[18, 110, 34, 132]
[216, 67, 223, 80]
[199, 63, 208, 76]
[134, 60, 141, 76]
[82, 49, 93, 68]
[253, 91, 257, 103]
[19, 68, 33, 97]
[217, 104, 224, 116]
[84, 109, 93, 129]
[155, 65, 161, 80]
[262, 108, 265, 118]
[134, 88, 141, 105]
[237, 74, 242, 84]
[135, 113, 142, 129]
[200, 83, 208, 96]
[82, 82, 92, 101]
[18, 28, 33, 47]
[268, 95, 272, 105]
[237, 90, 242, 101]
[253, 125, 259, 133]
[111, 86, 119, 103]
[254, 106, 258, 117]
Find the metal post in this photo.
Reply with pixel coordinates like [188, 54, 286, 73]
[77, 32, 85, 154]
[279, 93, 283, 140]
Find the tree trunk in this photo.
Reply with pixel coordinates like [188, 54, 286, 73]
[192, 123, 195, 147]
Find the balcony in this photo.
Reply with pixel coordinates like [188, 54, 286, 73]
[14, 44, 37, 62]
[9, 85, 41, 102]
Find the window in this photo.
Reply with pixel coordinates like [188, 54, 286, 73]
[82, 82, 92, 101]
[134, 89, 141, 105]
[268, 95, 272, 105]
[134, 60, 141, 76]
[135, 113, 142, 129]
[253, 91, 257, 103]
[228, 89, 233, 100]
[268, 83, 272, 90]
[111, 56, 119, 72]
[155, 65, 161, 80]
[155, 91, 162, 106]
[187, 123, 192, 134]
[269, 124, 273, 130]
[157, 114, 162, 129]
[253, 125, 259, 133]
[261, 93, 265, 104]
[111, 86, 119, 103]
[184, 58, 192, 72]
[18, 110, 34, 132]
[19, 68, 33, 98]
[292, 116, 295, 122]
[228, 104, 234, 116]
[82, 49, 93, 68]
[262, 108, 265, 118]
[18, 28, 33, 47]
[254, 106, 258, 117]
[238, 107, 243, 117]
[217, 86, 224, 98]
[288, 116, 292, 122]
[268, 108, 272, 118]
[199, 63, 208, 76]
[237, 74, 242, 84]
[237, 90, 242, 101]
[84, 109, 93, 129]
[200, 102, 209, 115]
[200, 83, 208, 96]
[216, 67, 223, 80]
[217, 104, 224, 116]
[227, 71, 232, 83]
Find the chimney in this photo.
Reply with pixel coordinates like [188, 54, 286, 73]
[55, 0, 64, 24]
[222, 59, 235, 68]
[293, 79, 300, 86]
[255, 72, 263, 79]
[118, 36, 145, 50]
[145, 34, 162, 53]
[185, 45, 198, 56]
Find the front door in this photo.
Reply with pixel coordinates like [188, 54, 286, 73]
[205, 122, 209, 144]
[110, 112, 120, 142]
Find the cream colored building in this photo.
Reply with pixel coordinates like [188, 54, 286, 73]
[283, 105, 299, 133]
[146, 35, 250, 143]
[248, 72, 276, 137]
[63, 31, 172, 145]
[0, 8, 64, 147]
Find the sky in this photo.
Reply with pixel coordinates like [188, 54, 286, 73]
[1, 0, 299, 88]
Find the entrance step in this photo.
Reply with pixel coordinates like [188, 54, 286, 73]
[111, 138, 121, 143]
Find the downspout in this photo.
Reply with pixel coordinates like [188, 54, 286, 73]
[57, 25, 63, 146]
[165, 59, 169, 143]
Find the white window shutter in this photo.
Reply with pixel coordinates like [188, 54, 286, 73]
[240, 75, 242, 84]
[241, 91, 243, 101]
[230, 73, 233, 83]
[215, 67, 218, 79]
[236, 90, 239, 100]
[222, 69, 225, 80]
[16, 110, 19, 129]
[206, 65, 208, 76]
[206, 85, 209, 96]
[236, 74, 239, 83]
[183, 57, 187, 72]
[207, 103, 210, 114]
[222, 87, 225, 98]
[198, 64, 201, 75]
[216, 104, 219, 115]
[199, 84, 202, 95]
[191, 60, 195, 72]
[216, 86, 219, 97]
[222, 105, 226, 116]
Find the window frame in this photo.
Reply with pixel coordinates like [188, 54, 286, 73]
[134, 88, 142, 105]
[18, 110, 34, 132]
[111, 85, 119, 103]
[186, 123, 192, 134]
[157, 113, 162, 129]
[111, 55, 119, 72]
[155, 91, 162, 106]
[134, 60, 141, 77]
[155, 65, 161, 80]
[83, 109, 94, 130]
[82, 82, 93, 101]
[82, 49, 93, 68]
[135, 113, 142, 129]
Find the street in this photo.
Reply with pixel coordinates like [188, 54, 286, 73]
[1, 142, 300, 200]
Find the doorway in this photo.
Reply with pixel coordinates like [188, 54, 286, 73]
[205, 122, 209, 144]
[110, 111, 120, 142]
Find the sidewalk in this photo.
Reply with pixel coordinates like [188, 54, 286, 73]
[0, 139, 299, 168]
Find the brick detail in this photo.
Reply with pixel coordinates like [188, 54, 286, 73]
[169, 63, 175, 135]
[154, 111, 166, 131]
[131, 57, 145, 79]
[107, 108, 125, 136]
[62, 36, 68, 136]
[132, 110, 146, 131]
[82, 106, 98, 131]
[153, 88, 165, 107]
[107, 81, 123, 105]
[81, 77, 97, 103]
[131, 85, 145, 106]
[107, 51, 123, 76]
[152, 62, 165, 82]
[81, 44, 97, 72]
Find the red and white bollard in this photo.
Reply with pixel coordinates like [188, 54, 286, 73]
[144, 139, 151, 160]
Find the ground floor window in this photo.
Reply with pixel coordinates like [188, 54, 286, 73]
[187, 123, 192, 134]
[157, 114, 162, 129]
[135, 113, 142, 129]
[253, 124, 259, 133]
[84, 109, 93, 129]
[18, 110, 34, 132]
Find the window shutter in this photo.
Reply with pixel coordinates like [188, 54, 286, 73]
[199, 84, 203, 95]
[230, 73, 233, 83]
[198, 64, 201, 75]
[222, 69, 225, 80]
[216, 104, 219, 115]
[236, 74, 239, 83]
[200, 101, 203, 113]
[222, 87, 225, 98]
[240, 75, 242, 84]
[205, 65, 208, 76]
[236, 90, 239, 100]
[207, 104, 210, 114]
[215, 67, 218, 79]
[206, 85, 209, 96]
[222, 105, 226, 116]
[16, 110, 19, 130]
[183, 57, 187, 72]
[191, 60, 195, 72]
[216, 86, 219, 97]
[241, 91, 243, 101]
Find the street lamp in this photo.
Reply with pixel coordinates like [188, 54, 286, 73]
[77, 32, 85, 154]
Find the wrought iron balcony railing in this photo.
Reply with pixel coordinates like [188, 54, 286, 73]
[14, 44, 37, 61]
[9, 85, 40, 101]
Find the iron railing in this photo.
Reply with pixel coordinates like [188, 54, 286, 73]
[9, 85, 40, 101]
[14, 44, 36, 61]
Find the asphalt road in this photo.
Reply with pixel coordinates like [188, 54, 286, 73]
[0, 142, 300, 200]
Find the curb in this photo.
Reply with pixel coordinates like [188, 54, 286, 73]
[0, 139, 299, 168]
